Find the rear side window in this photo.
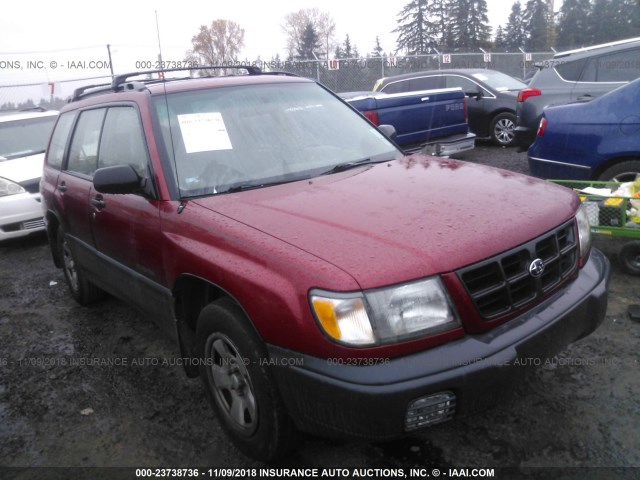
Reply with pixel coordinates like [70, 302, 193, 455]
[98, 107, 149, 176]
[67, 109, 106, 176]
[582, 49, 640, 82]
[446, 76, 484, 95]
[47, 112, 75, 170]
[555, 59, 588, 82]
[382, 76, 444, 94]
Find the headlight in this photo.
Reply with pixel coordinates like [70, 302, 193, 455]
[0, 177, 26, 197]
[575, 204, 592, 264]
[310, 277, 460, 347]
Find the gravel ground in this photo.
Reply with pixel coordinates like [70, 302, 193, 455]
[1, 144, 639, 479]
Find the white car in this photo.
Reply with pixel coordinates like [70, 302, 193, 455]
[0, 109, 58, 240]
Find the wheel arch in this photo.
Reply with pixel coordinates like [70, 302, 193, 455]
[591, 155, 640, 180]
[172, 274, 262, 377]
[45, 210, 63, 268]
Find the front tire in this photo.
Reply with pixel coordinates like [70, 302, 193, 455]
[490, 112, 516, 147]
[196, 299, 295, 461]
[619, 241, 640, 276]
[56, 228, 104, 305]
[597, 160, 640, 182]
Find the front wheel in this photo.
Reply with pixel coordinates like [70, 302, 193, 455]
[196, 299, 295, 461]
[597, 160, 640, 182]
[619, 241, 640, 276]
[490, 112, 516, 147]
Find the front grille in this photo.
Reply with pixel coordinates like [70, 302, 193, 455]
[2, 218, 45, 233]
[457, 220, 578, 320]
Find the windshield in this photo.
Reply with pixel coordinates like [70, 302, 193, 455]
[471, 71, 527, 91]
[0, 115, 57, 160]
[153, 82, 401, 197]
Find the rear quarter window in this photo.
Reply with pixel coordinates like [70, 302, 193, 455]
[46, 112, 75, 170]
[555, 59, 588, 82]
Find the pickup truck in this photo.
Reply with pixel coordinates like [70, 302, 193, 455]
[340, 88, 476, 156]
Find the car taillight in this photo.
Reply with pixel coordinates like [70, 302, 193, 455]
[537, 117, 548, 137]
[363, 110, 379, 126]
[517, 88, 542, 103]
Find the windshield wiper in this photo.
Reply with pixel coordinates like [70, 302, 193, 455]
[222, 178, 300, 194]
[320, 158, 375, 176]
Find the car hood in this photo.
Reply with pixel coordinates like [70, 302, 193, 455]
[193, 156, 579, 289]
[0, 152, 45, 182]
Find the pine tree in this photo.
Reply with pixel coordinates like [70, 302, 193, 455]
[428, 0, 454, 48]
[523, 0, 551, 50]
[371, 36, 384, 57]
[297, 22, 320, 60]
[449, 0, 492, 50]
[494, 26, 507, 51]
[556, 0, 592, 50]
[394, 0, 436, 55]
[343, 34, 353, 58]
[504, 1, 527, 50]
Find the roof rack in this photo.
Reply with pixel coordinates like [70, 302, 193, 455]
[69, 66, 300, 103]
[111, 65, 264, 91]
[554, 36, 640, 58]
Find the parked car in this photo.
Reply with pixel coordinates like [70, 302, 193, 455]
[515, 36, 640, 151]
[340, 88, 475, 155]
[373, 69, 526, 146]
[528, 77, 640, 181]
[0, 108, 58, 241]
[41, 66, 609, 461]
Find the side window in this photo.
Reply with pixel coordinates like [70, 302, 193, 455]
[409, 76, 444, 91]
[593, 49, 640, 82]
[67, 109, 106, 176]
[46, 112, 76, 170]
[382, 80, 410, 94]
[98, 107, 149, 176]
[446, 76, 482, 95]
[556, 59, 588, 82]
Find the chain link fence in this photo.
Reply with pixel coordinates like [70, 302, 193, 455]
[275, 52, 555, 93]
[0, 50, 556, 107]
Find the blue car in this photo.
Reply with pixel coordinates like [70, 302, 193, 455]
[528, 77, 640, 181]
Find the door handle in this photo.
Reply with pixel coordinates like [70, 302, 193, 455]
[90, 196, 106, 209]
[421, 97, 430, 102]
[58, 182, 67, 193]
[577, 94, 593, 101]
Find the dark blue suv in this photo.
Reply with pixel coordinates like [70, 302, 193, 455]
[528, 77, 640, 181]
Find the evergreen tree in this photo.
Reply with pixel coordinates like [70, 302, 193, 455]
[523, 0, 551, 50]
[504, 1, 527, 50]
[371, 36, 384, 57]
[343, 34, 353, 58]
[296, 22, 320, 60]
[556, 0, 592, 49]
[450, 0, 492, 50]
[494, 26, 508, 50]
[428, 0, 454, 48]
[394, 0, 436, 55]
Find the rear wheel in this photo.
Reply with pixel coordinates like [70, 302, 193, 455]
[196, 299, 295, 461]
[56, 228, 104, 305]
[490, 112, 516, 147]
[619, 241, 640, 276]
[597, 160, 640, 182]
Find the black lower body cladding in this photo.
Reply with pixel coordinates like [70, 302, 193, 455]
[267, 249, 610, 440]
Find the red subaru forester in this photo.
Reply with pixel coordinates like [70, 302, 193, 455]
[41, 67, 609, 461]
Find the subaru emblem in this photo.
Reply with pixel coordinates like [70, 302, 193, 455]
[529, 258, 545, 277]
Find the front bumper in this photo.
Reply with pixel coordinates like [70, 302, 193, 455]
[419, 132, 476, 157]
[268, 249, 610, 440]
[0, 192, 45, 241]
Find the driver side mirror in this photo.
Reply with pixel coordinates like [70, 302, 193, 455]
[93, 164, 143, 195]
[467, 87, 484, 99]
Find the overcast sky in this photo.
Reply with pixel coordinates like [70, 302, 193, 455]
[0, 0, 558, 103]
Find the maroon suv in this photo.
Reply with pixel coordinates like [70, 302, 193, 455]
[41, 67, 610, 461]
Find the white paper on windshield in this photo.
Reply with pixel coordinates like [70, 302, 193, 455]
[177, 112, 232, 153]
